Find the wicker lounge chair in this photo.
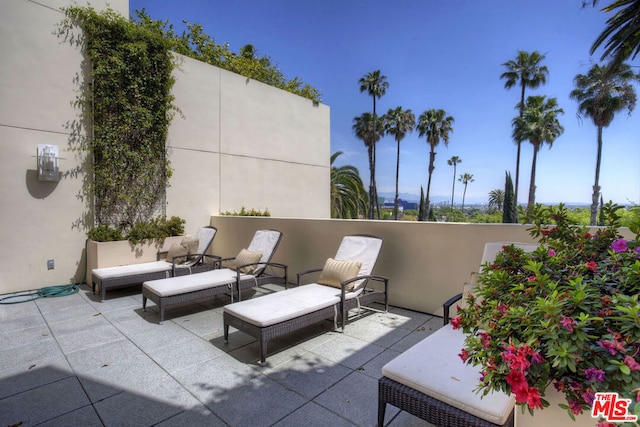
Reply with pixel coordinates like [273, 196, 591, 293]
[142, 229, 286, 323]
[91, 226, 217, 302]
[223, 234, 388, 363]
[377, 242, 537, 427]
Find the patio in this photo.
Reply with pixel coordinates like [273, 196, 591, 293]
[0, 283, 441, 426]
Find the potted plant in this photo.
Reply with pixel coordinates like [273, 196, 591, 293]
[452, 203, 640, 426]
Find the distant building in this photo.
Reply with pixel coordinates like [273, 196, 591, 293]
[382, 199, 418, 212]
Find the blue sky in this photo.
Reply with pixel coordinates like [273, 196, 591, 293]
[129, 0, 639, 206]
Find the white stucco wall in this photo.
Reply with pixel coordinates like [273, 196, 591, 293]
[0, 0, 330, 294]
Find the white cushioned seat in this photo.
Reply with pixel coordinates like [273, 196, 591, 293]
[143, 269, 252, 298]
[224, 283, 360, 328]
[381, 324, 515, 425]
[92, 261, 172, 280]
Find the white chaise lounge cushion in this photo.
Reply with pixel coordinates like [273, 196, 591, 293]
[224, 283, 359, 327]
[93, 261, 172, 280]
[381, 324, 515, 425]
[143, 269, 252, 298]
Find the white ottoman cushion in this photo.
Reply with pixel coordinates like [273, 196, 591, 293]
[93, 261, 172, 280]
[224, 283, 359, 327]
[143, 269, 252, 297]
[382, 324, 515, 425]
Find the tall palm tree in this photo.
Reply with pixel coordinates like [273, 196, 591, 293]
[488, 188, 505, 211]
[500, 51, 549, 221]
[417, 109, 455, 217]
[353, 112, 384, 219]
[359, 70, 389, 218]
[589, 0, 640, 68]
[458, 173, 474, 211]
[569, 63, 638, 225]
[512, 96, 564, 214]
[447, 155, 462, 209]
[384, 106, 416, 220]
[330, 151, 369, 219]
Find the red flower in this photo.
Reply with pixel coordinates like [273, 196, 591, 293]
[585, 261, 597, 272]
[568, 400, 583, 415]
[526, 387, 543, 410]
[450, 316, 461, 330]
[459, 348, 469, 363]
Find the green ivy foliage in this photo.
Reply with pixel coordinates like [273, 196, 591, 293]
[220, 207, 271, 217]
[59, 7, 177, 231]
[87, 216, 185, 243]
[131, 9, 322, 104]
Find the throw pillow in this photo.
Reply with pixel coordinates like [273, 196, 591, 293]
[233, 248, 263, 274]
[317, 258, 362, 291]
[166, 243, 188, 264]
[180, 236, 200, 255]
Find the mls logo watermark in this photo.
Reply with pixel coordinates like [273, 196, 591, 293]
[591, 392, 638, 423]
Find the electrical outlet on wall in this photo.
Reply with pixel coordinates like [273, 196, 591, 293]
[47, 259, 54, 270]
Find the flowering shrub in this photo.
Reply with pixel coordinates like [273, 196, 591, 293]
[453, 203, 640, 425]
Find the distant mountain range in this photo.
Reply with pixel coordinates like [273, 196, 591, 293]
[378, 192, 449, 204]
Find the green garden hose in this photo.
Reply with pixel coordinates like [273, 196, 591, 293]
[0, 239, 87, 304]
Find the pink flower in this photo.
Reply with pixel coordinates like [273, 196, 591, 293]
[478, 331, 491, 348]
[585, 261, 597, 272]
[527, 276, 536, 282]
[597, 423, 618, 427]
[581, 388, 595, 405]
[611, 238, 628, 253]
[526, 387, 543, 409]
[569, 400, 583, 415]
[584, 367, 605, 382]
[548, 249, 556, 257]
[459, 348, 469, 363]
[624, 355, 640, 372]
[560, 315, 575, 332]
[450, 316, 461, 330]
[600, 338, 626, 355]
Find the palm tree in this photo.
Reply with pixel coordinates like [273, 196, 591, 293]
[447, 156, 462, 209]
[569, 63, 638, 225]
[500, 51, 549, 221]
[417, 109, 455, 217]
[384, 106, 416, 220]
[512, 96, 564, 214]
[330, 151, 369, 219]
[359, 70, 389, 218]
[590, 0, 640, 68]
[488, 189, 505, 211]
[352, 112, 384, 219]
[458, 173, 474, 211]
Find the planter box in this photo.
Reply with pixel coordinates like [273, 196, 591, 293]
[85, 236, 184, 285]
[515, 386, 595, 427]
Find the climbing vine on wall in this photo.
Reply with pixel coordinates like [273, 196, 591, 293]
[59, 6, 177, 230]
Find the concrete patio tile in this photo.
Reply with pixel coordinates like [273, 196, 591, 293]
[314, 370, 396, 427]
[225, 336, 304, 366]
[386, 409, 436, 426]
[278, 321, 337, 350]
[146, 336, 227, 374]
[0, 338, 63, 372]
[272, 401, 357, 427]
[93, 390, 189, 426]
[47, 310, 110, 336]
[388, 317, 442, 354]
[171, 308, 225, 338]
[64, 339, 142, 375]
[1, 324, 54, 351]
[265, 351, 352, 399]
[40, 405, 105, 426]
[154, 404, 227, 426]
[40, 300, 103, 324]
[35, 292, 90, 315]
[0, 303, 47, 333]
[308, 332, 385, 370]
[54, 323, 126, 354]
[0, 375, 91, 426]
[384, 307, 436, 330]
[358, 348, 403, 380]
[342, 314, 414, 349]
[206, 326, 257, 353]
[127, 321, 197, 353]
[77, 352, 200, 406]
[0, 356, 73, 400]
[172, 356, 307, 426]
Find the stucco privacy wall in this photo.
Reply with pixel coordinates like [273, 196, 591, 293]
[166, 54, 330, 229]
[0, 1, 330, 294]
[209, 216, 634, 315]
[0, 0, 127, 295]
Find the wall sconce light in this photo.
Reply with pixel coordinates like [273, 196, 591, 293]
[37, 144, 61, 181]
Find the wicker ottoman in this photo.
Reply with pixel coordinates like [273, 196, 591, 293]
[378, 324, 515, 427]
